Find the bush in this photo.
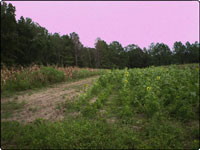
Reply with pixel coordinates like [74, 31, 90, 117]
[40, 66, 65, 83]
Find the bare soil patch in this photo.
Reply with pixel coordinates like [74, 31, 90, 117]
[89, 97, 97, 104]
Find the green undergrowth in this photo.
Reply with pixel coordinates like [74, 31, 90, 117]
[1, 116, 199, 149]
[1, 100, 26, 119]
[1, 66, 105, 98]
[1, 117, 139, 149]
[72, 69, 105, 79]
[1, 64, 199, 149]
[2, 66, 65, 96]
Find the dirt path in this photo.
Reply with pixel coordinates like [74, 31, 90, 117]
[1, 76, 99, 123]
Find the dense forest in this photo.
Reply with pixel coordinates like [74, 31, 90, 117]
[1, 2, 199, 68]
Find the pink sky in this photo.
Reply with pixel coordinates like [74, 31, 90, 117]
[8, 1, 199, 49]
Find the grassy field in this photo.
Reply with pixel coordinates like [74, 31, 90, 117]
[1, 64, 199, 149]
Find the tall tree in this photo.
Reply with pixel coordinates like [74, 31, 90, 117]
[186, 41, 199, 63]
[108, 41, 127, 68]
[61, 35, 75, 66]
[149, 43, 172, 66]
[70, 32, 82, 66]
[1, 2, 18, 66]
[125, 44, 146, 68]
[95, 38, 110, 68]
[173, 41, 186, 64]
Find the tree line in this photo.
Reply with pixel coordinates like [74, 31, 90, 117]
[1, 2, 199, 68]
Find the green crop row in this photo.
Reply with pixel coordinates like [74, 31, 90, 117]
[80, 64, 199, 121]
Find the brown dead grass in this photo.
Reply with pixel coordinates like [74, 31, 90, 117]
[89, 97, 97, 104]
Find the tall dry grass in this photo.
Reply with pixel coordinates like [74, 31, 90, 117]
[1, 64, 105, 93]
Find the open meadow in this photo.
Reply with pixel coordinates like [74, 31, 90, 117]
[1, 64, 199, 149]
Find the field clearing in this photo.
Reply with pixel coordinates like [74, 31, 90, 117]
[1, 64, 199, 149]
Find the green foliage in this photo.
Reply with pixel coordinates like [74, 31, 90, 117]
[39, 66, 65, 83]
[1, 118, 140, 149]
[72, 69, 104, 80]
[141, 119, 185, 149]
[1, 64, 199, 149]
[1, 100, 26, 119]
